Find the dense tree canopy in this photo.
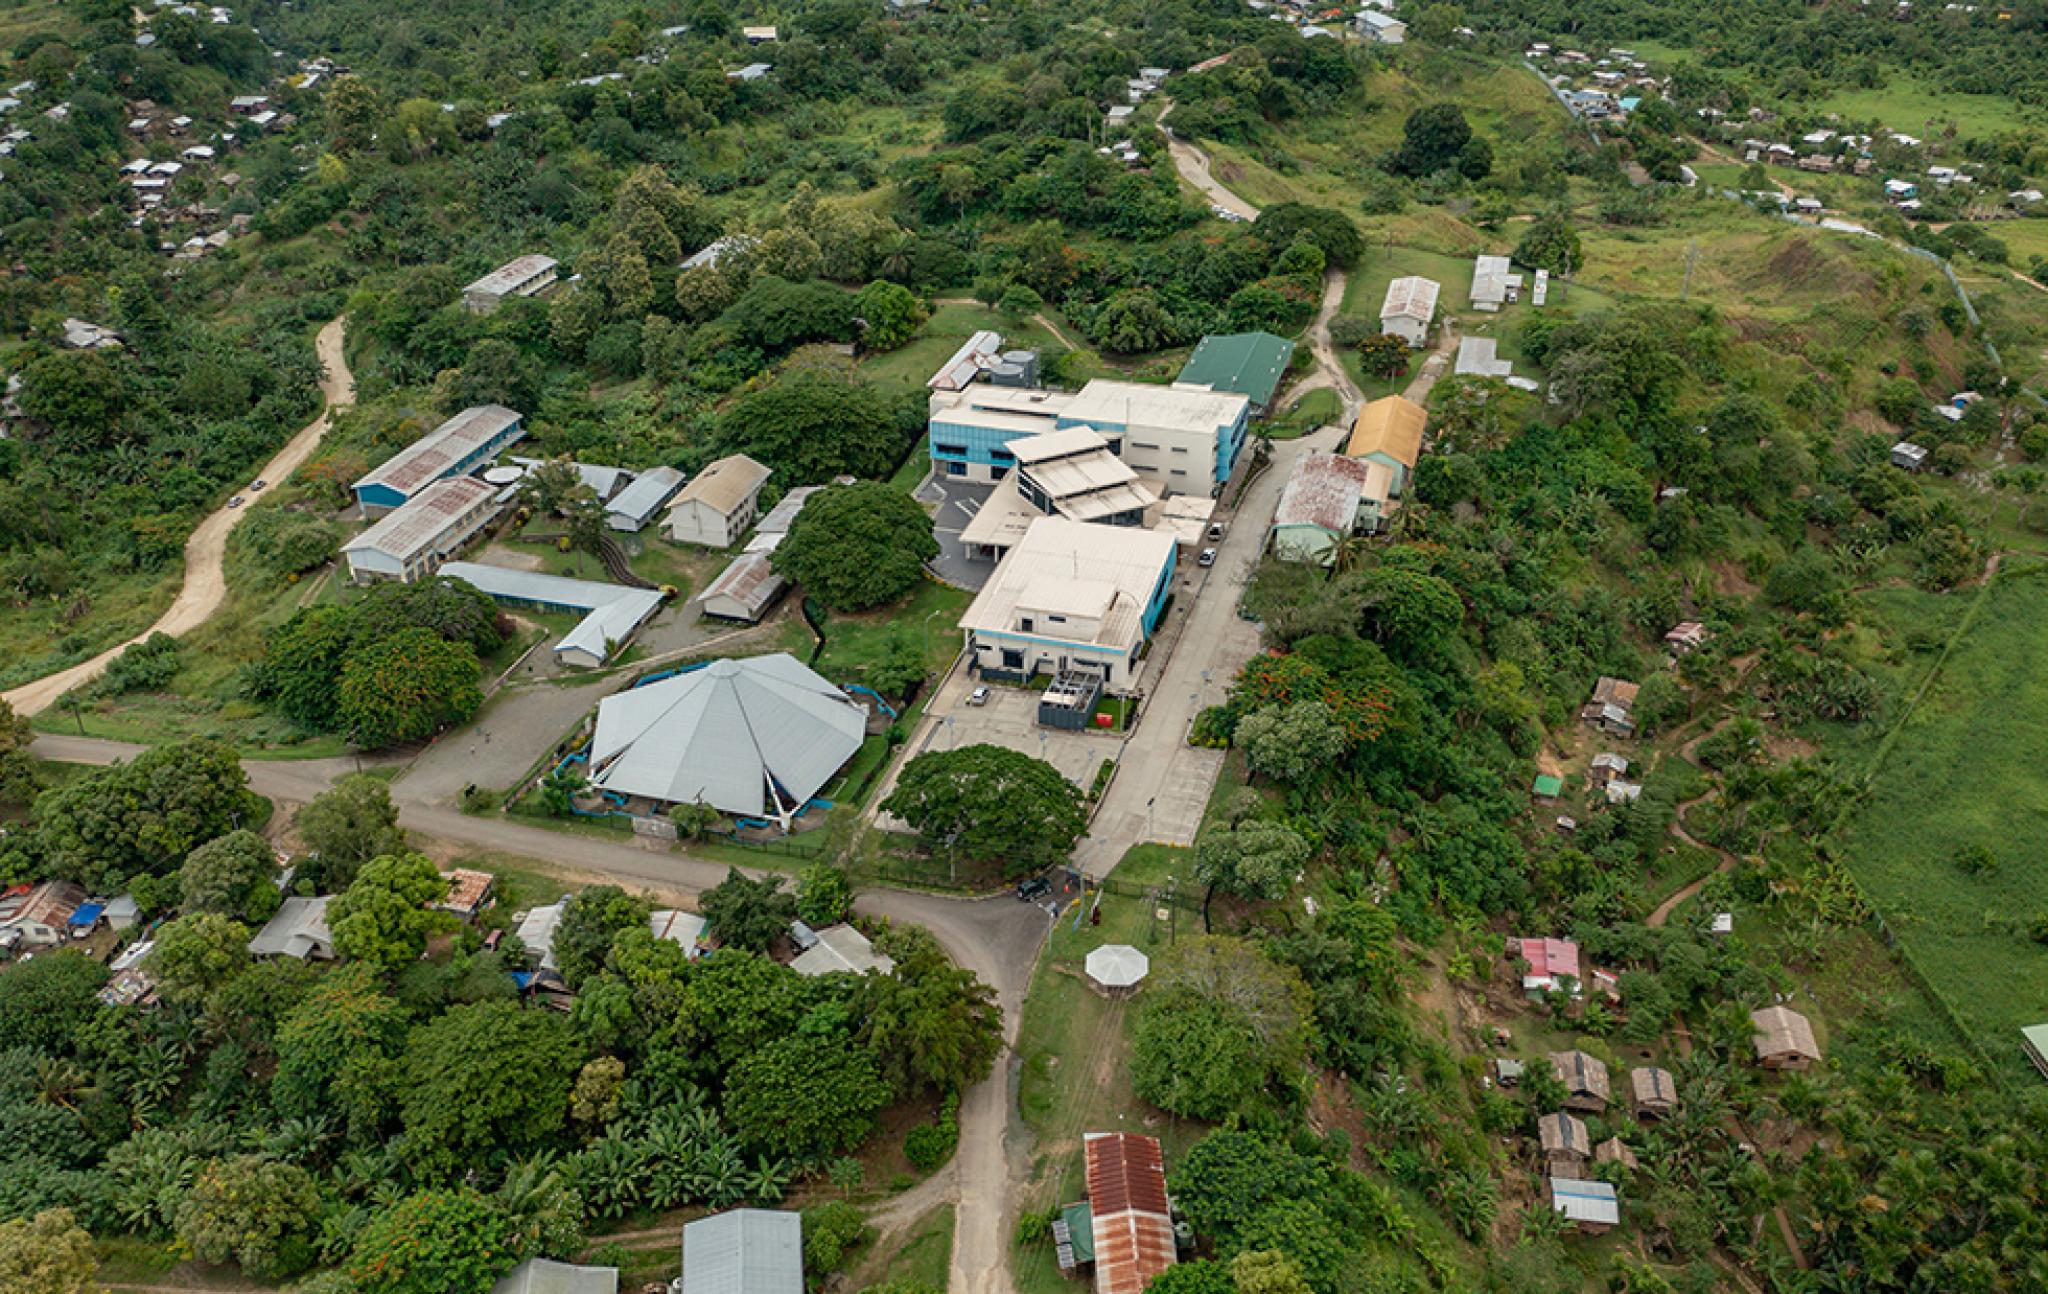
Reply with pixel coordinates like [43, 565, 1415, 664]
[882, 744, 1087, 875]
[772, 481, 939, 611]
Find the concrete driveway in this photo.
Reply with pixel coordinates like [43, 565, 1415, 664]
[918, 684, 1115, 787]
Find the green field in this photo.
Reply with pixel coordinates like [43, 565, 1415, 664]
[1813, 75, 2045, 142]
[1835, 560, 2048, 1070]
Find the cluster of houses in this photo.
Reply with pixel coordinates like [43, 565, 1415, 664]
[338, 403, 701, 668]
[1266, 393, 1422, 562]
[1499, 936, 1825, 1235]
[1238, 0, 1407, 44]
[1527, 45, 1658, 122]
[1102, 65, 1171, 148]
[0, 880, 140, 960]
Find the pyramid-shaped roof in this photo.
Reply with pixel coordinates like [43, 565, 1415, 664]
[588, 654, 865, 818]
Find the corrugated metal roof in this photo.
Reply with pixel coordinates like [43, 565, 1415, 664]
[247, 896, 333, 959]
[607, 466, 686, 524]
[1455, 335, 1513, 378]
[1548, 1177, 1619, 1226]
[755, 484, 824, 535]
[698, 552, 786, 620]
[588, 655, 865, 817]
[682, 1209, 803, 1294]
[1174, 332, 1296, 407]
[1380, 275, 1440, 322]
[516, 899, 567, 972]
[1272, 452, 1372, 534]
[929, 329, 1005, 391]
[437, 561, 664, 665]
[345, 477, 500, 562]
[357, 405, 523, 499]
[1086, 1133, 1175, 1294]
[466, 254, 557, 298]
[491, 1257, 618, 1294]
[1345, 396, 1425, 467]
[671, 454, 771, 518]
[790, 924, 895, 976]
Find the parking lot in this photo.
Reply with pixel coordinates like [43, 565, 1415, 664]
[921, 474, 998, 590]
[915, 681, 1115, 787]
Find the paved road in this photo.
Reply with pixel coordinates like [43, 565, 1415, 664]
[5, 318, 355, 718]
[1070, 428, 1344, 877]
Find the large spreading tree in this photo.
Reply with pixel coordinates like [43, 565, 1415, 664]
[336, 626, 484, 749]
[400, 1002, 583, 1178]
[33, 738, 254, 891]
[328, 852, 456, 971]
[772, 481, 939, 611]
[882, 744, 1087, 876]
[720, 364, 912, 483]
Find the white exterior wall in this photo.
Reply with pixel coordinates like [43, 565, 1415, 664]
[666, 497, 756, 548]
[1381, 312, 1429, 348]
[554, 644, 607, 670]
[969, 633, 1138, 689]
[1116, 423, 1213, 493]
[700, 591, 766, 622]
[8, 918, 67, 948]
[345, 546, 409, 582]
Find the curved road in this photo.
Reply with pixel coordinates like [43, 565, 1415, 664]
[1157, 100, 1260, 222]
[4, 317, 355, 717]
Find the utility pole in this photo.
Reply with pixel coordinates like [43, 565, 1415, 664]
[1680, 238, 1699, 301]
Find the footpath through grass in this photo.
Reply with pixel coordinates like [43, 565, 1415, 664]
[1835, 558, 2048, 1070]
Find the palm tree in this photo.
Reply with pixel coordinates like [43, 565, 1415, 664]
[1330, 533, 1373, 575]
[744, 1156, 790, 1204]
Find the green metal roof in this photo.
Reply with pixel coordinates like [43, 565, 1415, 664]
[1060, 1202, 1095, 1263]
[1177, 332, 1296, 408]
[1532, 774, 1564, 797]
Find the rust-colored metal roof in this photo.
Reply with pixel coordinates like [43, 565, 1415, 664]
[1085, 1133, 1175, 1294]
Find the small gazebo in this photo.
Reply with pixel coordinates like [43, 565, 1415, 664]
[1085, 944, 1150, 996]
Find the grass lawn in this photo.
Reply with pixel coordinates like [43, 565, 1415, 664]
[1830, 559, 2048, 1074]
[787, 576, 973, 691]
[1014, 844, 1205, 1190]
[1012, 843, 1208, 1292]
[862, 302, 1113, 396]
[1193, 52, 1574, 226]
[1264, 386, 1342, 439]
[877, 1203, 955, 1288]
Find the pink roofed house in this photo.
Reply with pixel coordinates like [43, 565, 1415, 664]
[1517, 937, 1581, 995]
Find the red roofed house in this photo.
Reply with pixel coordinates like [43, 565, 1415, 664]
[1516, 937, 1581, 995]
[1085, 1132, 1177, 1294]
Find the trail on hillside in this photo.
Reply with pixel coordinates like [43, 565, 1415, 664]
[4, 316, 356, 717]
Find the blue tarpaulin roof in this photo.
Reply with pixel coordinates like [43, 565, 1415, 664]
[510, 971, 537, 989]
[68, 902, 104, 928]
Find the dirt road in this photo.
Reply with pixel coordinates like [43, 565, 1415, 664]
[1275, 270, 1365, 424]
[4, 317, 355, 717]
[1157, 100, 1260, 221]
